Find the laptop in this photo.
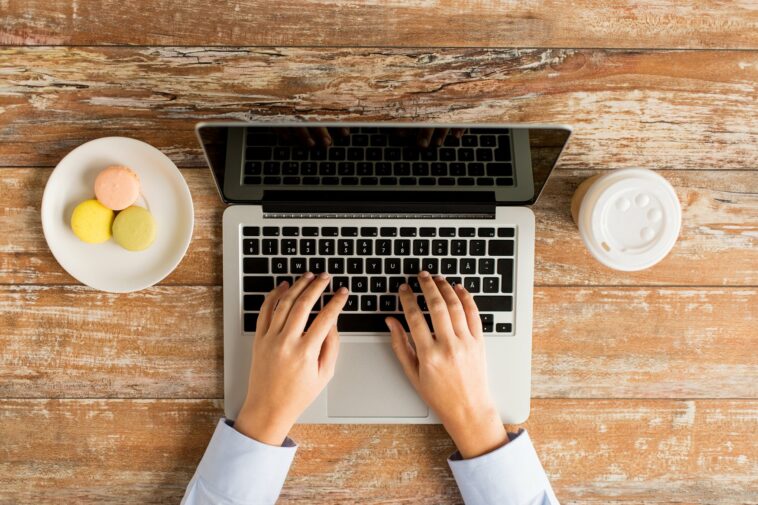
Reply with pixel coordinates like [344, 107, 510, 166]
[197, 123, 571, 424]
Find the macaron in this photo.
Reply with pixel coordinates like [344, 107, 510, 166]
[112, 206, 157, 251]
[94, 165, 141, 211]
[70, 199, 115, 244]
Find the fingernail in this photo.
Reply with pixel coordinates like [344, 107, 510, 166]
[384, 317, 392, 327]
[399, 284, 409, 292]
[337, 286, 348, 294]
[304, 272, 315, 279]
[419, 271, 430, 278]
[319, 272, 330, 279]
[454, 283, 464, 290]
[278, 280, 289, 287]
[434, 274, 445, 282]
[419, 139, 429, 147]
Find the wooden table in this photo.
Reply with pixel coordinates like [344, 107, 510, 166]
[1, 2, 756, 503]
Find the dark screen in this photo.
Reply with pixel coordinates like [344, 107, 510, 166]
[197, 123, 570, 207]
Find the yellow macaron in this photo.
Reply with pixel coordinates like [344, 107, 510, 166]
[70, 199, 115, 244]
[112, 206, 157, 251]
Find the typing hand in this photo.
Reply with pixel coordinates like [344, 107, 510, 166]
[385, 271, 508, 459]
[235, 273, 349, 445]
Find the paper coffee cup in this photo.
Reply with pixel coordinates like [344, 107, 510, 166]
[571, 169, 681, 271]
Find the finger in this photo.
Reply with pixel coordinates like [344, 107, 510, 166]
[256, 281, 289, 335]
[418, 271, 456, 342]
[452, 128, 466, 139]
[398, 282, 434, 350]
[434, 275, 470, 338]
[311, 127, 332, 146]
[455, 283, 483, 338]
[305, 286, 349, 348]
[339, 127, 350, 137]
[433, 128, 449, 146]
[269, 272, 316, 333]
[417, 128, 434, 148]
[386, 317, 420, 390]
[318, 324, 340, 379]
[294, 127, 316, 147]
[280, 272, 332, 337]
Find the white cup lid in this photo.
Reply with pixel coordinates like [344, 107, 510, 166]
[578, 169, 681, 271]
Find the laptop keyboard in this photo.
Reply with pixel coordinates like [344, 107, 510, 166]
[241, 225, 515, 335]
[242, 127, 514, 188]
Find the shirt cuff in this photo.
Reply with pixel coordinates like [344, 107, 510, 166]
[195, 418, 297, 504]
[448, 429, 557, 505]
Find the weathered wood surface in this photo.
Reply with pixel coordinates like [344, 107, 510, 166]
[2, 47, 757, 169]
[2, 168, 755, 286]
[1, 399, 756, 504]
[1, 285, 754, 399]
[2, 0, 758, 49]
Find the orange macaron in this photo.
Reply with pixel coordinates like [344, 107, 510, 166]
[94, 165, 141, 211]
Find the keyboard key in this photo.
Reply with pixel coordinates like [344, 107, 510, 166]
[322, 227, 338, 236]
[482, 322, 493, 333]
[476, 148, 493, 161]
[356, 239, 373, 255]
[480, 314, 494, 324]
[243, 257, 268, 274]
[399, 177, 417, 185]
[459, 178, 475, 186]
[263, 176, 281, 184]
[247, 146, 272, 159]
[496, 323, 513, 333]
[389, 277, 405, 292]
[263, 227, 280, 236]
[458, 149, 474, 161]
[469, 240, 486, 256]
[281, 239, 297, 255]
[439, 177, 455, 186]
[353, 134, 369, 146]
[439, 227, 456, 237]
[361, 227, 378, 237]
[460, 258, 476, 274]
[242, 239, 259, 255]
[420, 227, 436, 237]
[271, 258, 287, 273]
[302, 227, 319, 236]
[357, 162, 373, 176]
[451, 240, 467, 256]
[385, 258, 401, 274]
[478, 228, 495, 237]
[441, 258, 457, 274]
[448, 276, 462, 288]
[394, 240, 411, 255]
[348, 147, 364, 161]
[403, 258, 420, 274]
[276, 276, 293, 286]
[328, 258, 344, 274]
[361, 295, 378, 311]
[244, 295, 266, 311]
[244, 313, 257, 332]
[494, 147, 511, 161]
[480, 135, 496, 147]
[474, 295, 513, 312]
[459, 228, 475, 237]
[432, 240, 448, 256]
[366, 258, 382, 274]
[370, 276, 386, 292]
[338, 239, 354, 255]
[408, 277, 422, 292]
[352, 277, 368, 292]
[497, 228, 515, 238]
[300, 239, 316, 255]
[421, 258, 439, 274]
[376, 162, 392, 175]
[342, 227, 358, 237]
[431, 162, 447, 176]
[333, 276, 350, 291]
[380, 227, 397, 237]
[413, 162, 429, 176]
[318, 239, 335, 255]
[479, 258, 495, 274]
[483, 277, 499, 293]
[243, 226, 260, 236]
[413, 240, 429, 256]
[439, 148, 456, 161]
[395, 163, 411, 177]
[347, 258, 363, 274]
[309, 258, 325, 273]
[400, 227, 417, 237]
[462, 135, 477, 147]
[416, 295, 428, 311]
[244, 276, 274, 293]
[489, 240, 514, 256]
[380, 295, 396, 311]
[345, 295, 359, 311]
[496, 177, 514, 186]
[290, 258, 307, 273]
[464, 277, 480, 292]
[498, 259, 513, 293]
[376, 239, 392, 256]
[262, 239, 278, 255]
[330, 148, 346, 161]
[487, 162, 513, 176]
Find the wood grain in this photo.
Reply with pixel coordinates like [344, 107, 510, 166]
[1, 47, 757, 169]
[2, 0, 758, 49]
[2, 168, 754, 286]
[1, 285, 754, 399]
[1, 399, 755, 504]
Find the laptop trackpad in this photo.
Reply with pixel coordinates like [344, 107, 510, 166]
[328, 342, 428, 418]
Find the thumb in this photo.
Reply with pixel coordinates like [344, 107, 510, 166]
[386, 317, 420, 390]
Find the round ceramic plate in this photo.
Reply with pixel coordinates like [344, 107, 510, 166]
[41, 137, 194, 292]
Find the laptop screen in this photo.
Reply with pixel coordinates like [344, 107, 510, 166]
[197, 123, 570, 207]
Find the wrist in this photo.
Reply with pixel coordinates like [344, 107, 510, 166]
[234, 403, 294, 446]
[444, 405, 508, 459]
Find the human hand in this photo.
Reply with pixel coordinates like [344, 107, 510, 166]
[385, 271, 508, 458]
[235, 272, 349, 445]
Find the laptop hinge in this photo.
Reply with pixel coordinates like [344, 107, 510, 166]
[261, 201, 496, 216]
[262, 212, 493, 219]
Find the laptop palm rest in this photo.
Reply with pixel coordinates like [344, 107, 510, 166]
[327, 341, 428, 418]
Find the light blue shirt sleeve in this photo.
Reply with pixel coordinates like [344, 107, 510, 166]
[181, 418, 297, 505]
[448, 429, 559, 505]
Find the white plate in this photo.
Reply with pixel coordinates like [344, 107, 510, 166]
[41, 137, 194, 292]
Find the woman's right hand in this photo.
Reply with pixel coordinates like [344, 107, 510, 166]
[385, 271, 508, 459]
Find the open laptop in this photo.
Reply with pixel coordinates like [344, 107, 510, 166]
[197, 123, 571, 424]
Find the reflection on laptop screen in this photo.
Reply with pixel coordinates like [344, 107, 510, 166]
[198, 124, 570, 207]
